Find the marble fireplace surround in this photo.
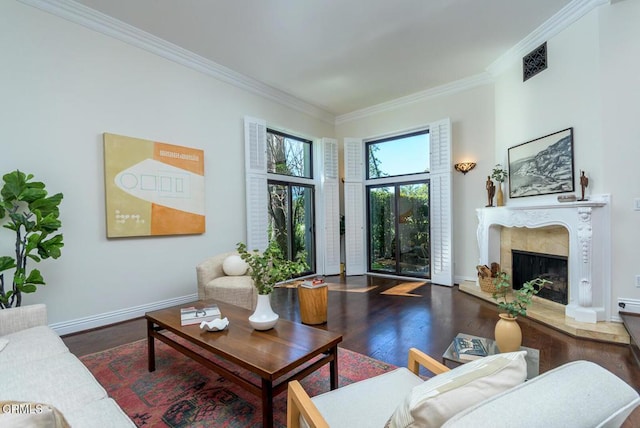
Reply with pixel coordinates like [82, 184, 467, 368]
[475, 194, 611, 324]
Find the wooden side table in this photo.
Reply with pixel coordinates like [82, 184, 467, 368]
[298, 285, 328, 325]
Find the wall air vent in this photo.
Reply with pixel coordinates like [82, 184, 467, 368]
[523, 42, 547, 82]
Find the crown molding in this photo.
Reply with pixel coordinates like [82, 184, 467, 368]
[335, 73, 494, 125]
[17, 0, 336, 124]
[487, 0, 609, 77]
[334, 0, 610, 125]
[17, 0, 610, 128]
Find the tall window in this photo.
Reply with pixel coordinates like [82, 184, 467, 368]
[267, 129, 315, 272]
[366, 130, 430, 278]
[267, 129, 312, 178]
[367, 130, 430, 179]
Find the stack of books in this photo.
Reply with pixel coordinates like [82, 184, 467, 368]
[453, 336, 489, 361]
[300, 278, 327, 288]
[180, 305, 221, 326]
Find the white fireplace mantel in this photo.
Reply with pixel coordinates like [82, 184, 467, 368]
[476, 194, 611, 323]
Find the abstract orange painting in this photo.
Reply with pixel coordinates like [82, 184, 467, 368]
[103, 133, 205, 238]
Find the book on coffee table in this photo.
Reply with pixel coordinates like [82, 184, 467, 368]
[452, 336, 488, 361]
[180, 305, 221, 326]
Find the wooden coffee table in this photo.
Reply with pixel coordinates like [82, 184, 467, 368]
[145, 300, 343, 428]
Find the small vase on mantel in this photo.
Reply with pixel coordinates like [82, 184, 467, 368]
[494, 314, 522, 352]
[249, 293, 279, 330]
[496, 183, 504, 207]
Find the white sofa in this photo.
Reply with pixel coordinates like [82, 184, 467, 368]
[0, 304, 135, 427]
[288, 348, 640, 428]
[196, 251, 257, 310]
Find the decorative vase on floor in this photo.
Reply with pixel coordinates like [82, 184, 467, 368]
[494, 314, 522, 352]
[496, 183, 504, 207]
[249, 293, 279, 330]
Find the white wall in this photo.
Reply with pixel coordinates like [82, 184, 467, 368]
[0, 1, 333, 329]
[599, 0, 640, 304]
[494, 2, 640, 315]
[335, 84, 495, 284]
[495, 10, 603, 197]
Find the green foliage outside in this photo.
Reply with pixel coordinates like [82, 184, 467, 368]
[369, 184, 429, 271]
[0, 170, 64, 308]
[368, 144, 387, 178]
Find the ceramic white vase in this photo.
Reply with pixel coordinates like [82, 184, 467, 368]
[494, 314, 522, 352]
[249, 293, 279, 330]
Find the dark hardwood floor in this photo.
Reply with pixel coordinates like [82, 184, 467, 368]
[62, 275, 640, 425]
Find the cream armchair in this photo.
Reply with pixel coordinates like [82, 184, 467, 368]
[195, 251, 257, 310]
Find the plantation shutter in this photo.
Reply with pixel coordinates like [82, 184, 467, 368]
[243, 116, 268, 251]
[320, 138, 341, 275]
[429, 118, 453, 286]
[343, 138, 366, 275]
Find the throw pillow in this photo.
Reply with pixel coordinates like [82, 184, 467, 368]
[222, 254, 249, 276]
[386, 350, 528, 428]
[0, 338, 7, 353]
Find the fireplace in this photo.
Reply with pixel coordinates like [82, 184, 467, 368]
[512, 250, 568, 305]
[476, 195, 611, 323]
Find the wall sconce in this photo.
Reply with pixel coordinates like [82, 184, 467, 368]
[454, 162, 476, 175]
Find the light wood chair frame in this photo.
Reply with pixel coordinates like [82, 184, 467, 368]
[286, 347, 450, 428]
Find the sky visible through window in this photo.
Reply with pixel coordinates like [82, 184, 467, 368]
[369, 133, 429, 178]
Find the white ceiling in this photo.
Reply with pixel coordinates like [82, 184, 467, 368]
[72, 0, 575, 117]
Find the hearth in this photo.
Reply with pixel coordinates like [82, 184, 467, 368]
[512, 250, 568, 305]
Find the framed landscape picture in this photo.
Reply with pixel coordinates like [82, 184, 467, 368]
[508, 128, 574, 198]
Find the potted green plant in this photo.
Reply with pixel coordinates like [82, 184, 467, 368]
[0, 170, 64, 309]
[236, 241, 307, 330]
[492, 272, 550, 318]
[491, 272, 550, 352]
[236, 241, 307, 295]
[491, 164, 508, 206]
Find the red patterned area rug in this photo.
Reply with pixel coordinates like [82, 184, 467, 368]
[80, 339, 396, 427]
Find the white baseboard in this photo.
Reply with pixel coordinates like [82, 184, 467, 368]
[366, 273, 476, 287]
[366, 272, 427, 282]
[617, 298, 640, 320]
[50, 294, 198, 336]
[455, 275, 476, 285]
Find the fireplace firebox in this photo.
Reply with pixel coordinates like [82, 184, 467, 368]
[512, 250, 568, 305]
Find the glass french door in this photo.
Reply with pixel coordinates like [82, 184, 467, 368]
[367, 181, 430, 278]
[268, 181, 315, 273]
